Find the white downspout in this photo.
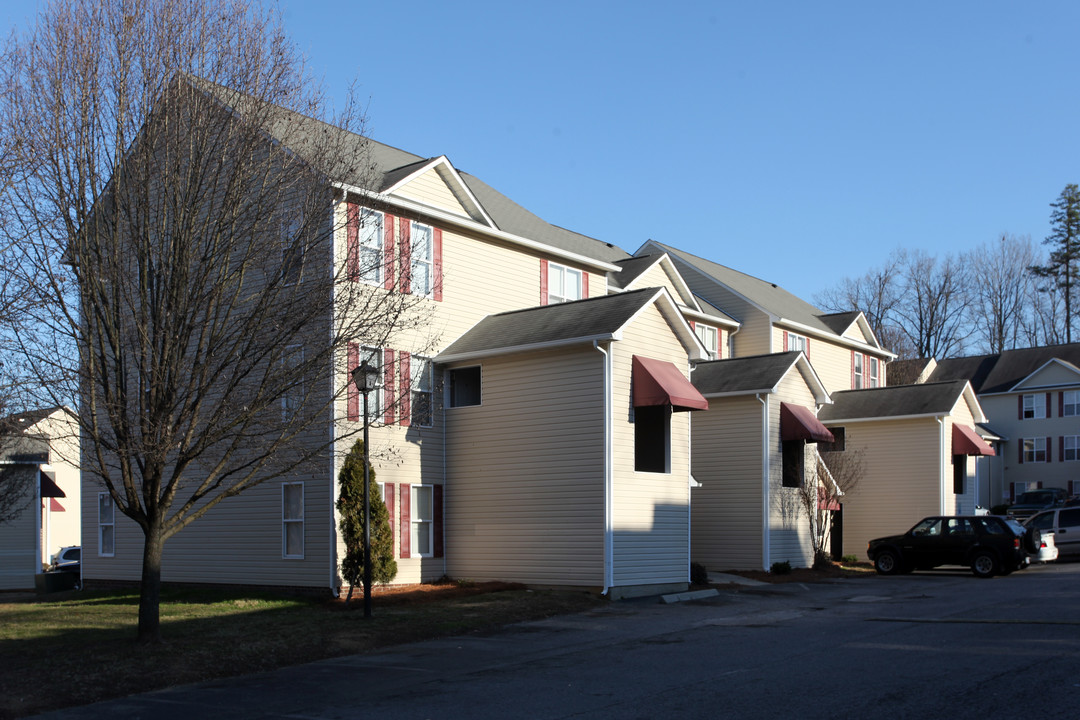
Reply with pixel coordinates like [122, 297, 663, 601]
[757, 393, 770, 570]
[936, 417, 947, 515]
[595, 341, 614, 595]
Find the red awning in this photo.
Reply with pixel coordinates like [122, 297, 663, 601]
[953, 424, 995, 456]
[40, 471, 65, 498]
[780, 402, 834, 444]
[632, 356, 709, 412]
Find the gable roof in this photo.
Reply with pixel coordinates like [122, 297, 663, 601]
[818, 380, 978, 422]
[691, 351, 829, 402]
[817, 311, 862, 335]
[188, 76, 629, 268]
[437, 287, 703, 363]
[927, 343, 1080, 395]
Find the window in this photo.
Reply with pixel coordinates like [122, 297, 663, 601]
[548, 263, 582, 304]
[282, 483, 304, 558]
[358, 346, 383, 420]
[412, 356, 433, 426]
[412, 486, 434, 557]
[853, 353, 864, 389]
[634, 405, 670, 473]
[1064, 436, 1079, 462]
[782, 440, 804, 488]
[410, 222, 434, 297]
[98, 493, 115, 557]
[911, 517, 942, 537]
[1022, 437, 1048, 463]
[281, 345, 304, 420]
[1060, 508, 1080, 528]
[1063, 391, 1080, 417]
[1023, 394, 1046, 419]
[820, 427, 845, 453]
[787, 332, 808, 354]
[448, 366, 481, 408]
[868, 357, 880, 388]
[953, 455, 965, 494]
[695, 324, 718, 358]
[280, 213, 303, 284]
[358, 208, 384, 284]
[944, 517, 975, 536]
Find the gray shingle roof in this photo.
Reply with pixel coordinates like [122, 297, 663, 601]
[609, 255, 662, 290]
[818, 380, 969, 422]
[189, 76, 629, 266]
[438, 288, 662, 360]
[817, 311, 861, 336]
[643, 241, 839, 335]
[928, 344, 1080, 394]
[691, 352, 802, 395]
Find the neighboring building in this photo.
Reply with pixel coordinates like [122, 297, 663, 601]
[817, 381, 994, 557]
[897, 344, 1080, 504]
[0, 407, 80, 590]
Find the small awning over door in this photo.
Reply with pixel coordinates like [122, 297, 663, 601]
[40, 471, 66, 498]
[953, 423, 995, 456]
[632, 356, 709, 412]
[780, 402, 834, 444]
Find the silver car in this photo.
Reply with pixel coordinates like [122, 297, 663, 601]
[1025, 508, 1080, 557]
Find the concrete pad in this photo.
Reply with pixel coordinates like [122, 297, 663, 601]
[708, 572, 768, 587]
[660, 589, 720, 604]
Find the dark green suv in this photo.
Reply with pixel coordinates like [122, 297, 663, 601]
[868, 516, 1040, 578]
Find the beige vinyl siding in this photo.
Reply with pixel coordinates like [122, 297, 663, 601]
[981, 391, 1080, 498]
[609, 303, 694, 589]
[37, 413, 81, 565]
[391, 167, 472, 218]
[691, 395, 764, 570]
[668, 260, 772, 356]
[946, 399, 980, 516]
[0, 480, 37, 590]
[834, 418, 943, 559]
[1015, 362, 1080, 388]
[767, 373, 817, 568]
[444, 347, 605, 586]
[631, 262, 695, 306]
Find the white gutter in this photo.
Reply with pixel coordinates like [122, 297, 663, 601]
[820, 412, 950, 425]
[777, 317, 898, 359]
[333, 181, 622, 274]
[437, 332, 620, 364]
[594, 340, 614, 595]
[757, 393, 770, 570]
[936, 417, 947, 515]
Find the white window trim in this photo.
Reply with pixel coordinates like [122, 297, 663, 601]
[853, 353, 864, 389]
[1063, 390, 1079, 417]
[787, 332, 808, 354]
[358, 208, 384, 286]
[1064, 435, 1079, 462]
[360, 345, 384, 421]
[548, 262, 582, 304]
[1023, 394, 1046, 419]
[411, 485, 434, 558]
[410, 221, 434, 298]
[868, 357, 880, 388]
[98, 492, 115, 557]
[412, 355, 434, 427]
[281, 344, 304, 421]
[281, 212, 303, 285]
[1023, 437, 1048, 463]
[696, 324, 718, 358]
[282, 482, 305, 559]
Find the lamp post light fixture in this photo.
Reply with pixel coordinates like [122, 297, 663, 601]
[350, 360, 382, 618]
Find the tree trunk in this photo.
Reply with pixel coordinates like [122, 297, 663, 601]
[138, 522, 165, 643]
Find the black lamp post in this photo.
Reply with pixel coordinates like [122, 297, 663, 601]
[350, 360, 381, 618]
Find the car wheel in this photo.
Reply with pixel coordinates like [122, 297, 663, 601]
[874, 550, 900, 575]
[971, 552, 997, 578]
[1023, 527, 1042, 555]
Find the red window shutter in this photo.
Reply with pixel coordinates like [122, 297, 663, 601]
[805, 339, 810, 360]
[689, 320, 696, 331]
[851, 351, 856, 389]
[433, 228, 443, 302]
[1047, 437, 1053, 462]
[1018, 395, 1023, 419]
[384, 483, 396, 556]
[717, 331, 723, 359]
[346, 203, 359, 282]
[347, 343, 359, 421]
[1046, 393, 1052, 418]
[399, 484, 411, 559]
[399, 352, 411, 427]
[433, 484, 444, 558]
[539, 259, 548, 305]
[783, 331, 788, 352]
[383, 349, 395, 424]
[399, 220, 412, 294]
[1018, 440, 1024, 464]
[582, 271, 589, 299]
[383, 214, 395, 291]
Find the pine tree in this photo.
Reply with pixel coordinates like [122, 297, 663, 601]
[1031, 184, 1080, 342]
[337, 439, 396, 602]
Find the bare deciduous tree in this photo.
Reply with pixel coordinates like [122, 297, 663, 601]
[894, 250, 970, 358]
[815, 251, 906, 353]
[965, 234, 1035, 353]
[797, 445, 865, 568]
[1, 0, 428, 642]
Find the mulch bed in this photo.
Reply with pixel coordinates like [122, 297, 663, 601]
[723, 562, 875, 584]
[331, 581, 528, 607]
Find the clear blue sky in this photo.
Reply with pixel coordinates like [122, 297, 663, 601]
[4, 1, 1078, 303]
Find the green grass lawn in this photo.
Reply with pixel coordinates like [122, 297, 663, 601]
[0, 584, 601, 719]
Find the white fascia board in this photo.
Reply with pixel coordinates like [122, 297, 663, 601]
[1007, 358, 1080, 393]
[959, 382, 988, 424]
[701, 387, 779, 399]
[334, 181, 622, 274]
[778, 317, 897, 359]
[791, 353, 833, 405]
[619, 288, 710, 362]
[820, 411, 949, 424]
[435, 333, 620, 365]
[680, 305, 740, 329]
[621, 254, 703, 313]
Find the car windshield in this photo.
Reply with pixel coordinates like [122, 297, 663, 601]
[910, 518, 942, 536]
[1025, 512, 1055, 531]
[1016, 491, 1055, 504]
